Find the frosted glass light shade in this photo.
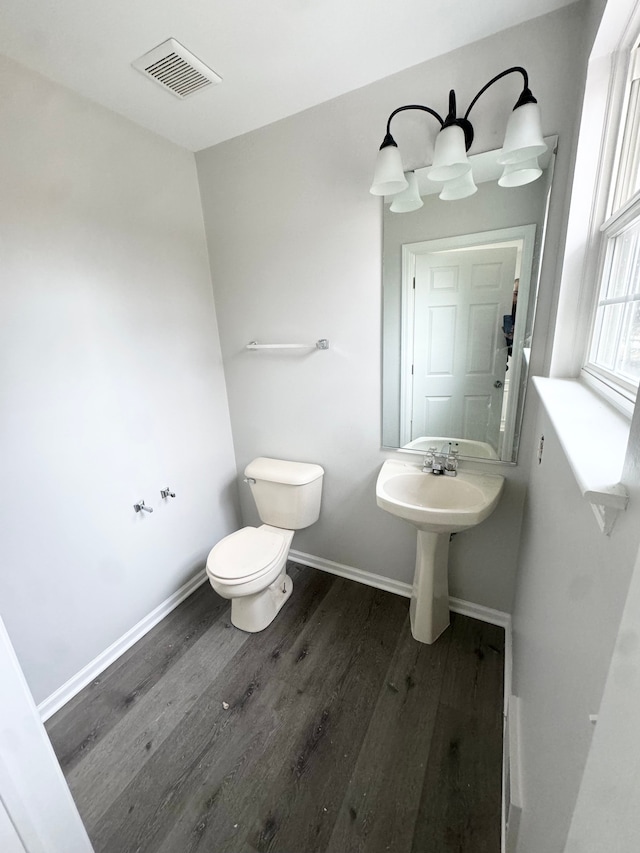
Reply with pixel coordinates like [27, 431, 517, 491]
[390, 171, 424, 212]
[498, 102, 547, 165]
[439, 169, 478, 200]
[498, 156, 542, 187]
[427, 125, 471, 183]
[370, 144, 408, 196]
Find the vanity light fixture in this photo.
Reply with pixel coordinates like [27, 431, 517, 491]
[370, 67, 547, 208]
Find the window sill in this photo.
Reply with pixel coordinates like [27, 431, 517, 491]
[581, 367, 636, 417]
[532, 377, 630, 534]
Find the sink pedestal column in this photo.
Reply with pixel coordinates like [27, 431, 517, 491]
[409, 530, 451, 644]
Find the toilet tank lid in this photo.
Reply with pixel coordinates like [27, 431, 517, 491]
[244, 457, 324, 485]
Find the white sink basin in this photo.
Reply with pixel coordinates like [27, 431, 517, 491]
[376, 459, 505, 645]
[376, 459, 504, 533]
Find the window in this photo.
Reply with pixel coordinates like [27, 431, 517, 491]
[584, 43, 640, 405]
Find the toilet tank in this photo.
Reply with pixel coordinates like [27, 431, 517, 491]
[244, 457, 324, 530]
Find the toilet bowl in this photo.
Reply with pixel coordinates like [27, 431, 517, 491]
[206, 525, 294, 632]
[205, 457, 324, 633]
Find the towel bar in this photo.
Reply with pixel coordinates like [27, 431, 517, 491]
[246, 339, 329, 350]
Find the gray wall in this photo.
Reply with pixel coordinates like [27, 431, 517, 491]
[0, 55, 239, 704]
[195, 4, 588, 613]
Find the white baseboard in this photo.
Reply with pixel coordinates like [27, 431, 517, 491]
[448, 596, 512, 630]
[289, 549, 512, 629]
[40, 551, 512, 725]
[504, 694, 523, 853]
[289, 549, 413, 599]
[38, 570, 208, 722]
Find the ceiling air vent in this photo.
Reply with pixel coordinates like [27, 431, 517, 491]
[132, 38, 222, 99]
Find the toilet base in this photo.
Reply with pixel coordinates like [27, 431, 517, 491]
[230, 569, 293, 633]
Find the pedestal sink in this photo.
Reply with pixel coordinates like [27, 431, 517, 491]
[376, 459, 504, 644]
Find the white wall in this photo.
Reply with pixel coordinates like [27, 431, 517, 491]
[511, 400, 640, 852]
[0, 54, 239, 704]
[563, 446, 640, 851]
[195, 4, 588, 613]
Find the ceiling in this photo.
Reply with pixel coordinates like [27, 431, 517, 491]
[0, 0, 577, 152]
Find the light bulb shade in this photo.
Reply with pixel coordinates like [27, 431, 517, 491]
[498, 102, 547, 165]
[498, 156, 542, 187]
[390, 171, 424, 212]
[427, 125, 471, 183]
[370, 143, 408, 196]
[439, 169, 478, 201]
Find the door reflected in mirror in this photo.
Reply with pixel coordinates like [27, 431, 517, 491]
[382, 139, 556, 463]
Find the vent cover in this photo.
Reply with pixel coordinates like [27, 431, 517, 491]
[132, 38, 222, 99]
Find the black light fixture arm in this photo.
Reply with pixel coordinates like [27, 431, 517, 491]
[379, 104, 444, 150]
[377, 66, 536, 156]
[463, 66, 534, 122]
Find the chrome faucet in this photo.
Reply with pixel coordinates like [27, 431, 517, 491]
[422, 442, 459, 476]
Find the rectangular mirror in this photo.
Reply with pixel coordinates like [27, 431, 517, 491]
[382, 137, 556, 463]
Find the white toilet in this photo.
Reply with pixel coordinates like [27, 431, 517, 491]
[206, 457, 324, 633]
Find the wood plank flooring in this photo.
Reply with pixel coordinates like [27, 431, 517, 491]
[46, 563, 504, 853]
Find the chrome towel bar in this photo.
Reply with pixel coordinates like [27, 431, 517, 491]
[246, 339, 329, 350]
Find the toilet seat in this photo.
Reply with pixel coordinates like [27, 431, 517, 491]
[206, 525, 289, 585]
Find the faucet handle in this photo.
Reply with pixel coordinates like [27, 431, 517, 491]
[422, 447, 436, 471]
[444, 448, 459, 476]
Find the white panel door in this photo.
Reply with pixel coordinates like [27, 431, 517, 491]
[411, 246, 517, 447]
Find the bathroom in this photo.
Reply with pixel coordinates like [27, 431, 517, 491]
[2, 0, 640, 850]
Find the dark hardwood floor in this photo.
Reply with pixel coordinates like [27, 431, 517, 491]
[46, 563, 504, 853]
